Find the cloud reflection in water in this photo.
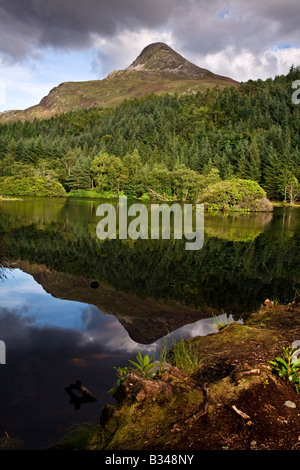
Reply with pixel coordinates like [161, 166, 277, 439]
[0, 267, 228, 449]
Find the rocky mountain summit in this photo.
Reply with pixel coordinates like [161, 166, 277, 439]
[114, 42, 215, 79]
[0, 42, 238, 123]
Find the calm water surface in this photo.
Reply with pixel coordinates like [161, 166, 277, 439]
[0, 197, 299, 449]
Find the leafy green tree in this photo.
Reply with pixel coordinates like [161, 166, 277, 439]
[277, 169, 298, 204]
[147, 167, 172, 198]
[171, 166, 202, 201]
[90, 153, 111, 190]
[90, 153, 127, 193]
[122, 149, 145, 197]
[202, 168, 222, 189]
[0, 156, 18, 177]
[286, 176, 300, 206]
[61, 150, 78, 176]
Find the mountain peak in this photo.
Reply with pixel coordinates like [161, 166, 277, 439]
[0, 42, 238, 123]
[134, 42, 175, 58]
[126, 42, 210, 78]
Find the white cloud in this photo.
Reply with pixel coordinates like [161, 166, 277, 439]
[1, 0, 300, 110]
[187, 46, 300, 82]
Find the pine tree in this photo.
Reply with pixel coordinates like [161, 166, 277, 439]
[262, 148, 281, 199]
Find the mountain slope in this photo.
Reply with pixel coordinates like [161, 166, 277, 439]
[0, 43, 238, 123]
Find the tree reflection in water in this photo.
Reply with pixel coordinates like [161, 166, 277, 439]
[0, 239, 8, 281]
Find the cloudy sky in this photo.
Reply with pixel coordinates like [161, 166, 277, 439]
[0, 0, 300, 111]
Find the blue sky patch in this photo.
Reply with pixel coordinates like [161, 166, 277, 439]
[218, 9, 230, 19]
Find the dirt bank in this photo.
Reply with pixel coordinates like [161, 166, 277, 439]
[95, 300, 300, 451]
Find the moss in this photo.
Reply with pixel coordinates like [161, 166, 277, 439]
[186, 322, 283, 372]
[98, 323, 282, 450]
[100, 370, 205, 450]
[246, 304, 300, 330]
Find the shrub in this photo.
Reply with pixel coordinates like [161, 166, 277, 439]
[198, 178, 273, 212]
[0, 176, 67, 197]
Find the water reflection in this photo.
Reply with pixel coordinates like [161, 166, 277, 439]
[0, 239, 8, 281]
[0, 268, 220, 350]
[0, 267, 224, 449]
[0, 198, 300, 448]
[1, 198, 299, 314]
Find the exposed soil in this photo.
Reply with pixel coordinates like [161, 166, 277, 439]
[97, 301, 300, 451]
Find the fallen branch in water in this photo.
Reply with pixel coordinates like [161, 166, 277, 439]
[147, 188, 170, 201]
[65, 380, 98, 410]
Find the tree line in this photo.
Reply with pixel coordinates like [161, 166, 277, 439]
[0, 66, 300, 202]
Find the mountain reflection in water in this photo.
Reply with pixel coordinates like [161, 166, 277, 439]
[0, 198, 299, 448]
[0, 268, 221, 352]
[0, 267, 224, 449]
[1, 198, 299, 315]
